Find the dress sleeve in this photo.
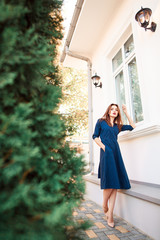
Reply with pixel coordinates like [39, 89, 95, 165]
[92, 119, 101, 139]
[121, 124, 133, 132]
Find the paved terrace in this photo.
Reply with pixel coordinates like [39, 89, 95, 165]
[73, 199, 153, 240]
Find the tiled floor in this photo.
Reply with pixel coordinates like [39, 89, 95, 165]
[73, 199, 153, 240]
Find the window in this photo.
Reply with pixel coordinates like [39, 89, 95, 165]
[112, 34, 143, 123]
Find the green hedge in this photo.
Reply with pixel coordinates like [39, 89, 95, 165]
[0, 0, 88, 239]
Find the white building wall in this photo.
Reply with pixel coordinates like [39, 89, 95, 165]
[91, 0, 160, 185]
[119, 133, 160, 184]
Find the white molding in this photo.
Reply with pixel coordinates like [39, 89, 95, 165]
[118, 123, 160, 141]
[84, 174, 160, 205]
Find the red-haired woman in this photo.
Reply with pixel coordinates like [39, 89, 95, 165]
[92, 104, 135, 228]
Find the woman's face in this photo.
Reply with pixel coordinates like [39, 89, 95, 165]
[109, 105, 118, 118]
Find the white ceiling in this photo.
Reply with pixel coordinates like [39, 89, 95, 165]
[69, 0, 124, 56]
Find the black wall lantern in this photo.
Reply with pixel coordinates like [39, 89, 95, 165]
[135, 7, 157, 32]
[91, 73, 102, 88]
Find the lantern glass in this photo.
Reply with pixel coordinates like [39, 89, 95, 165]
[94, 78, 99, 86]
[91, 74, 101, 87]
[135, 8, 152, 28]
[92, 75, 100, 84]
[138, 13, 145, 25]
[95, 77, 99, 84]
[135, 7, 156, 32]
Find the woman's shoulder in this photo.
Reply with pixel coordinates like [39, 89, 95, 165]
[98, 118, 106, 122]
[95, 119, 105, 127]
[96, 118, 101, 123]
[99, 119, 109, 128]
[97, 118, 106, 125]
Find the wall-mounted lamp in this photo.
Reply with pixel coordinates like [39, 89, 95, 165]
[91, 73, 102, 88]
[135, 7, 157, 32]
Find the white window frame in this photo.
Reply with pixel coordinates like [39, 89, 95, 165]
[112, 34, 143, 124]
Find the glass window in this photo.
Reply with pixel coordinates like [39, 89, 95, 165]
[112, 49, 122, 72]
[112, 34, 143, 124]
[124, 35, 134, 58]
[115, 71, 127, 123]
[128, 58, 143, 122]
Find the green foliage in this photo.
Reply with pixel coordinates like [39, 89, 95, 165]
[60, 67, 88, 137]
[0, 0, 88, 239]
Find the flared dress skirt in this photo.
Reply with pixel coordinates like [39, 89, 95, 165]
[92, 120, 133, 189]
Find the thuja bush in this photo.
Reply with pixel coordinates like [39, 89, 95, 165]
[0, 0, 89, 239]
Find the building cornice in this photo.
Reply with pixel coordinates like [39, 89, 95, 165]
[118, 123, 160, 141]
[60, 0, 84, 63]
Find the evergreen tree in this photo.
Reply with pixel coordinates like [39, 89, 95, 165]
[0, 0, 89, 239]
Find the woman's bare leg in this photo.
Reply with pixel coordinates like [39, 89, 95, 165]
[103, 189, 113, 213]
[107, 189, 117, 224]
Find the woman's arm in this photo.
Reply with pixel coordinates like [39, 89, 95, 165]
[94, 137, 105, 151]
[122, 104, 136, 128]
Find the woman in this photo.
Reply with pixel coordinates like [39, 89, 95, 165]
[92, 103, 135, 228]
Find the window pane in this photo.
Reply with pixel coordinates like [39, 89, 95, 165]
[112, 49, 122, 72]
[115, 71, 127, 123]
[128, 58, 143, 122]
[124, 35, 134, 58]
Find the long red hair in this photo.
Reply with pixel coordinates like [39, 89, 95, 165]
[100, 103, 123, 132]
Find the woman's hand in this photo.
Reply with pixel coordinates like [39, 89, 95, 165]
[94, 138, 106, 151]
[122, 104, 128, 114]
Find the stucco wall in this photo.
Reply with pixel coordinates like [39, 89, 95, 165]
[119, 133, 160, 184]
[91, 0, 160, 185]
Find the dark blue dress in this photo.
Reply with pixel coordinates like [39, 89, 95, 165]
[92, 119, 133, 189]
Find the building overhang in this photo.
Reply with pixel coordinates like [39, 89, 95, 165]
[60, 0, 124, 68]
